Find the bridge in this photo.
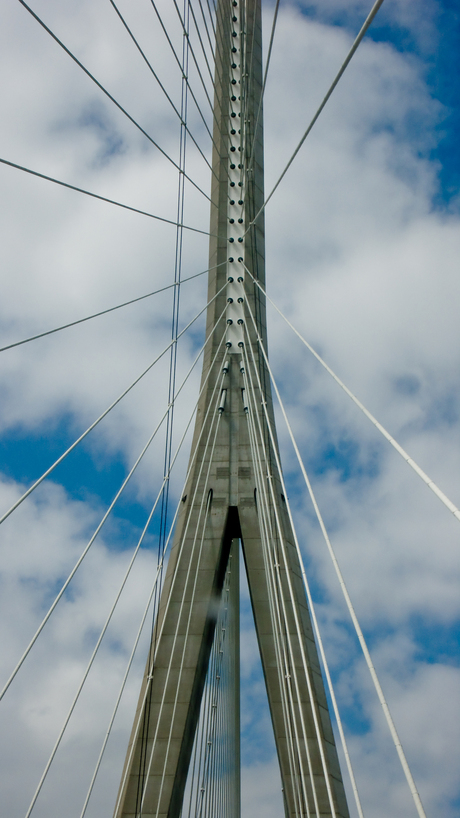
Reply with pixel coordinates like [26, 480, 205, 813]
[0, 1, 459, 817]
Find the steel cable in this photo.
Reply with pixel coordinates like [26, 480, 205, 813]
[0, 307, 227, 704]
[173, 0, 238, 165]
[0, 282, 227, 527]
[241, 344, 311, 816]
[247, 0, 385, 230]
[172, 0, 215, 112]
[188, 0, 215, 88]
[196, 0, 216, 59]
[147, 0, 233, 188]
[245, 266, 460, 525]
[108, 0, 216, 180]
[139, 401, 225, 815]
[148, 0, 217, 151]
[243, 306, 339, 817]
[0, 264, 222, 354]
[241, 319, 364, 818]
[238, 346, 304, 814]
[21, 311, 228, 818]
[112, 351, 228, 817]
[0, 157, 218, 235]
[245, 295, 427, 818]
[79, 324, 229, 818]
[17, 0, 212, 203]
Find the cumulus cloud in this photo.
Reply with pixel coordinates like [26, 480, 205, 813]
[0, 1, 458, 817]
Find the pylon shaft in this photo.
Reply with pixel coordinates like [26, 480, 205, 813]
[114, 2, 350, 816]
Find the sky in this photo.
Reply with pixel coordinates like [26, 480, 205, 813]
[0, 0, 459, 817]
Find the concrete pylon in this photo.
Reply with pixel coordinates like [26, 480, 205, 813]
[113, 1, 350, 816]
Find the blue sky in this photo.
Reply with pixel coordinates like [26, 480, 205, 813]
[0, 1, 459, 816]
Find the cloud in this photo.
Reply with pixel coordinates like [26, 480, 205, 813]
[0, 1, 458, 817]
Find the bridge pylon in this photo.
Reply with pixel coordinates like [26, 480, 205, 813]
[114, 1, 350, 816]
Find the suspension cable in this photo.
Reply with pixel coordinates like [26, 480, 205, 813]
[133, 366, 229, 815]
[80, 326, 228, 818]
[246, 300, 427, 818]
[195, 0, 216, 60]
[244, 392, 307, 816]
[23, 381, 223, 818]
[0, 281, 227, 527]
[172, 0, 214, 112]
[191, 564, 227, 817]
[242, 327, 364, 818]
[248, 0, 385, 229]
[188, 0, 215, 88]
[240, 333, 307, 815]
[147, 0, 218, 152]
[79, 560, 160, 818]
[112, 361, 227, 817]
[205, 0, 217, 32]
[247, 404, 307, 818]
[139, 392, 224, 815]
[0, 264, 223, 353]
[0, 157, 215, 236]
[192, 560, 233, 818]
[17, 0, 212, 203]
[154, 3, 192, 677]
[0, 307, 227, 704]
[146, 0, 233, 194]
[243, 302, 346, 816]
[24, 485, 166, 818]
[172, 0, 236, 162]
[137, 372, 229, 813]
[241, 340, 324, 817]
[112, 333, 228, 815]
[246, 0, 280, 176]
[108, 0, 216, 180]
[245, 266, 460, 525]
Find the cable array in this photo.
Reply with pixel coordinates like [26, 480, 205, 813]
[109, 0, 216, 179]
[245, 266, 460, 525]
[112, 360, 229, 818]
[0, 305, 227, 703]
[0, 282, 226, 528]
[243, 279, 427, 818]
[247, 0, 385, 230]
[2, 4, 242, 817]
[0, 265, 221, 353]
[86, 328, 228, 818]
[240, 333, 336, 818]
[10, 317, 229, 818]
[18, 0, 212, 204]
[0, 2, 442, 817]
[0, 157, 215, 235]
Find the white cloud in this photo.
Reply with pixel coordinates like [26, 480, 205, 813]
[0, 1, 458, 817]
